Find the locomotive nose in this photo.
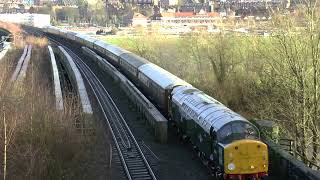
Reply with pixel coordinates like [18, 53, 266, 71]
[224, 140, 268, 175]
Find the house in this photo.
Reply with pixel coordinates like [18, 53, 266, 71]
[160, 0, 179, 6]
[157, 11, 219, 26]
[132, 13, 149, 27]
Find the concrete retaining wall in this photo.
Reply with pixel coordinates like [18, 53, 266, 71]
[48, 45, 64, 111]
[254, 120, 320, 180]
[58, 46, 93, 114]
[266, 138, 320, 180]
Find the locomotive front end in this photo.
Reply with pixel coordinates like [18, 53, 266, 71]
[224, 140, 268, 180]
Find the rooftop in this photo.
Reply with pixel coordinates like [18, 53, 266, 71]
[160, 12, 219, 18]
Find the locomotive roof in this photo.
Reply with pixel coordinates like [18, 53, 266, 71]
[138, 63, 189, 89]
[106, 45, 130, 56]
[94, 40, 110, 49]
[120, 53, 149, 68]
[172, 86, 248, 133]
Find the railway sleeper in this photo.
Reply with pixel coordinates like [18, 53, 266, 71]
[129, 166, 150, 170]
[131, 174, 153, 178]
[126, 162, 145, 167]
[130, 171, 150, 176]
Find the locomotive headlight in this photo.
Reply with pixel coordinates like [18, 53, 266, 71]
[227, 163, 236, 171]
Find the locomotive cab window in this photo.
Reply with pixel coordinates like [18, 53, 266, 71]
[217, 121, 259, 144]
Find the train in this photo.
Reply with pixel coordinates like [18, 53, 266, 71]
[43, 26, 269, 180]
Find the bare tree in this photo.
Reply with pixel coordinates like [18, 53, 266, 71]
[253, 4, 320, 166]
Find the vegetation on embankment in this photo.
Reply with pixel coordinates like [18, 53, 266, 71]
[0, 24, 110, 179]
[101, 9, 320, 167]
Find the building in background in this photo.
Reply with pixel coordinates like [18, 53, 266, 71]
[159, 0, 179, 6]
[0, 13, 50, 27]
[0, 5, 28, 13]
[155, 11, 219, 27]
[132, 13, 149, 27]
[0, 0, 24, 3]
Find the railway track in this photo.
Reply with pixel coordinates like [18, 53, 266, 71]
[46, 36, 157, 180]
